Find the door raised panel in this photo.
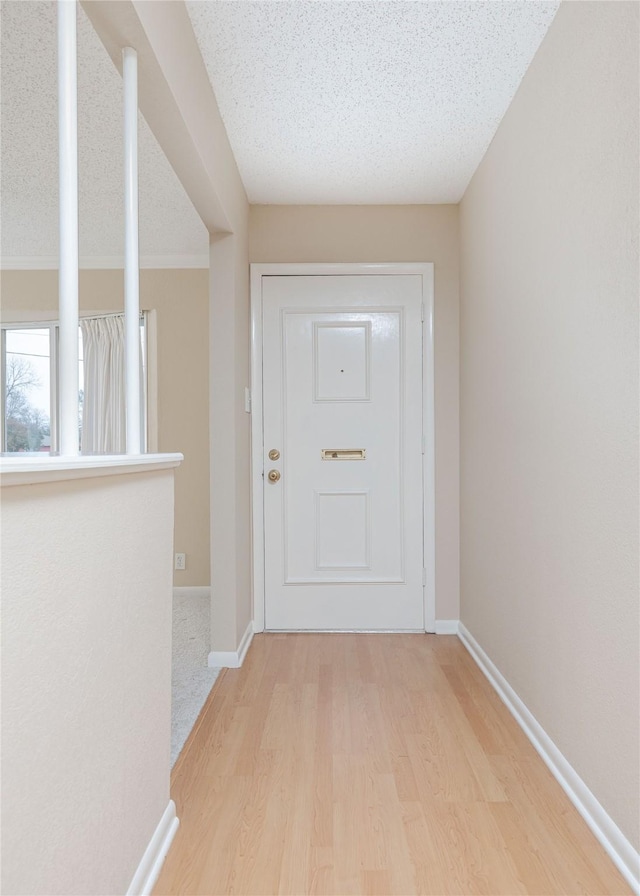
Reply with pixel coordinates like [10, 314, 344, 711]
[313, 322, 371, 402]
[315, 491, 370, 570]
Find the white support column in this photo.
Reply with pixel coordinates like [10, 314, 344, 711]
[123, 47, 141, 455]
[57, 0, 79, 457]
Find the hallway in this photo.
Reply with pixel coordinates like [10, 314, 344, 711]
[155, 634, 630, 895]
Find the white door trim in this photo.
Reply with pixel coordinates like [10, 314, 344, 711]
[250, 263, 435, 633]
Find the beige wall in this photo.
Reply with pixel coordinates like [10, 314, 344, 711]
[209, 221, 253, 653]
[250, 205, 460, 621]
[206, 104, 251, 655]
[0, 268, 210, 587]
[233, 219, 252, 644]
[1, 468, 176, 894]
[460, 1, 639, 848]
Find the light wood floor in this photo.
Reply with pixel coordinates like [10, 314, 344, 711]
[155, 633, 631, 896]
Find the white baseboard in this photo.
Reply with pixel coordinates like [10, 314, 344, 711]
[208, 621, 254, 669]
[173, 586, 211, 599]
[434, 619, 459, 635]
[458, 623, 640, 895]
[126, 800, 179, 896]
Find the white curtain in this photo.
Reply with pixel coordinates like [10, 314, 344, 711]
[80, 315, 126, 454]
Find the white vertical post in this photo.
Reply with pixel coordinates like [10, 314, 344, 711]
[123, 47, 141, 455]
[58, 0, 79, 456]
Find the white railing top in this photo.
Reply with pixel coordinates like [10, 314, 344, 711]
[0, 452, 183, 487]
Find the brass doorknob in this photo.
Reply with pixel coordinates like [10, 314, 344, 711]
[268, 469, 281, 483]
[268, 449, 280, 461]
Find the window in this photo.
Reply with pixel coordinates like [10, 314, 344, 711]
[1, 314, 147, 454]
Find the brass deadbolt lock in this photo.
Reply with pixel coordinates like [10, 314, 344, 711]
[268, 469, 281, 483]
[268, 449, 280, 461]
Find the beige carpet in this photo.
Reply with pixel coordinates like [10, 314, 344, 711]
[171, 591, 220, 766]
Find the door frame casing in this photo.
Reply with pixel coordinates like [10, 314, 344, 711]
[250, 263, 436, 633]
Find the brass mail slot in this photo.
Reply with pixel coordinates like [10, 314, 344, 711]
[321, 448, 366, 460]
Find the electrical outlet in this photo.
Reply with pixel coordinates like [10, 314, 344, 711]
[174, 552, 186, 570]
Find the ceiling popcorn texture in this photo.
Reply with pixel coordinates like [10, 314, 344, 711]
[0, 1, 559, 260]
[186, 0, 559, 204]
[0, 0, 208, 261]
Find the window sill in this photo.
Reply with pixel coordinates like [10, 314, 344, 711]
[0, 453, 183, 487]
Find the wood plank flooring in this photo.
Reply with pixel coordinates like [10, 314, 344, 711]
[154, 633, 631, 896]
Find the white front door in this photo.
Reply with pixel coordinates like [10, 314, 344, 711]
[260, 271, 429, 631]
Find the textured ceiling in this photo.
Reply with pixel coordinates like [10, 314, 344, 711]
[0, 1, 560, 262]
[187, 0, 559, 204]
[0, 0, 208, 262]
